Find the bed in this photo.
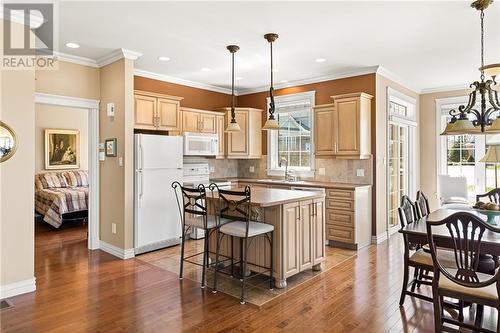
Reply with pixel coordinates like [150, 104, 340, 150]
[35, 170, 89, 228]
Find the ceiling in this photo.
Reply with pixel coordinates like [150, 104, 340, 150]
[58, 1, 500, 94]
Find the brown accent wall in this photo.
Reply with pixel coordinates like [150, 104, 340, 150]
[134, 76, 232, 110]
[237, 74, 377, 155]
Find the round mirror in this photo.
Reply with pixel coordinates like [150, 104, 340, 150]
[0, 121, 18, 163]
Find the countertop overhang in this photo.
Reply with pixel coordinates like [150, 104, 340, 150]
[211, 177, 371, 190]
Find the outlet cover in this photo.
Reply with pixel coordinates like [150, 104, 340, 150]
[210, 166, 215, 173]
[356, 169, 365, 177]
[249, 166, 255, 173]
[318, 168, 326, 176]
[118, 157, 123, 166]
[112, 223, 117, 234]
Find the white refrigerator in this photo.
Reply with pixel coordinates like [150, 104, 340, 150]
[134, 134, 183, 255]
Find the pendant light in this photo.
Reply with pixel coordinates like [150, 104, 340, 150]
[225, 45, 241, 132]
[440, 0, 500, 135]
[262, 33, 280, 130]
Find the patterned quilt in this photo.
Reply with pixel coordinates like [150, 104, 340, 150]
[35, 186, 89, 228]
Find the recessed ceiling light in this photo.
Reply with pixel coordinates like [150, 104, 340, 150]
[65, 42, 80, 49]
[315, 58, 327, 63]
[158, 56, 170, 62]
[280, 80, 288, 83]
[235, 76, 243, 80]
[201, 67, 211, 72]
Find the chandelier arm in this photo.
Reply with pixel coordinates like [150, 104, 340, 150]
[459, 87, 479, 116]
[486, 81, 500, 110]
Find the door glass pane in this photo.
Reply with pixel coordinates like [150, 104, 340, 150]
[446, 133, 476, 199]
[485, 133, 500, 191]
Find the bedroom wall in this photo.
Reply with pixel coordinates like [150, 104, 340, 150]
[35, 105, 89, 174]
[0, 20, 36, 296]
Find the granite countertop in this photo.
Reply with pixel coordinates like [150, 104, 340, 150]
[209, 186, 325, 207]
[211, 177, 371, 190]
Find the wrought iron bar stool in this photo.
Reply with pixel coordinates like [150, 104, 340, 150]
[172, 182, 229, 289]
[210, 184, 274, 304]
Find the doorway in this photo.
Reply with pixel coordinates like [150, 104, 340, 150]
[34, 93, 100, 250]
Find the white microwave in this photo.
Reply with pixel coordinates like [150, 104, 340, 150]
[183, 132, 218, 156]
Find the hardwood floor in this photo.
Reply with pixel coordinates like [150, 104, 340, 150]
[1, 225, 497, 332]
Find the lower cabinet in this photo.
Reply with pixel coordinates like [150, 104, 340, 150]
[283, 199, 324, 276]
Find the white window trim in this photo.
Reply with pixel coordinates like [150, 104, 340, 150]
[435, 95, 486, 200]
[266, 91, 316, 178]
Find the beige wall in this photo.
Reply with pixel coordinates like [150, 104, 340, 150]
[35, 105, 88, 173]
[36, 60, 100, 100]
[99, 59, 135, 250]
[419, 88, 472, 210]
[0, 22, 36, 290]
[375, 74, 420, 239]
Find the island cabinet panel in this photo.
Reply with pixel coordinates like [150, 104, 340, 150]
[134, 91, 183, 131]
[283, 202, 300, 276]
[299, 201, 313, 271]
[312, 198, 325, 265]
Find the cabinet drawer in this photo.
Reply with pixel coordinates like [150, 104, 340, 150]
[326, 209, 354, 228]
[326, 225, 355, 243]
[327, 189, 354, 200]
[326, 198, 354, 211]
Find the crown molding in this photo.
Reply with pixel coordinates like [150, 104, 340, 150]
[97, 48, 143, 67]
[134, 69, 233, 95]
[53, 51, 99, 68]
[237, 66, 380, 95]
[375, 66, 421, 94]
[420, 84, 472, 94]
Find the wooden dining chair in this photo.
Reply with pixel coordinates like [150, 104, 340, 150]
[415, 190, 430, 219]
[476, 188, 500, 204]
[426, 212, 500, 333]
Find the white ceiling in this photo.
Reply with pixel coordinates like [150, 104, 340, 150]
[58, 1, 500, 94]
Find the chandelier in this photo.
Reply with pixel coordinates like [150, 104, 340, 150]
[441, 0, 500, 135]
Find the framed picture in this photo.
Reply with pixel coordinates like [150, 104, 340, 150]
[105, 138, 117, 157]
[45, 129, 80, 170]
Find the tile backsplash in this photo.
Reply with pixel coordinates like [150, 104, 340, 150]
[183, 155, 373, 185]
[237, 156, 373, 184]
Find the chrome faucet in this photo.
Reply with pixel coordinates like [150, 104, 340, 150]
[279, 157, 294, 181]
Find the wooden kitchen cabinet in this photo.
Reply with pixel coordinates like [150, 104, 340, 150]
[217, 107, 263, 159]
[134, 90, 183, 131]
[313, 92, 372, 159]
[283, 202, 300, 277]
[216, 115, 225, 158]
[312, 198, 325, 266]
[180, 107, 220, 134]
[299, 201, 313, 271]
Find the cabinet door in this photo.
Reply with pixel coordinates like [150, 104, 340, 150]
[216, 116, 225, 158]
[227, 111, 248, 156]
[134, 95, 157, 130]
[334, 98, 359, 155]
[200, 113, 216, 133]
[182, 110, 200, 133]
[313, 199, 325, 265]
[299, 201, 313, 271]
[157, 98, 180, 131]
[282, 202, 300, 277]
[314, 106, 335, 155]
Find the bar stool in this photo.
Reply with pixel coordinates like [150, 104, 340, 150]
[210, 184, 274, 304]
[172, 182, 229, 289]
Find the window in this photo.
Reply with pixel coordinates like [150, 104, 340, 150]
[267, 91, 315, 176]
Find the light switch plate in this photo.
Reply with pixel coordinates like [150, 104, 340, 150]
[118, 157, 123, 166]
[99, 152, 105, 161]
[318, 168, 326, 176]
[112, 223, 117, 234]
[107, 103, 115, 117]
[249, 166, 255, 173]
[98, 143, 105, 150]
[356, 169, 365, 177]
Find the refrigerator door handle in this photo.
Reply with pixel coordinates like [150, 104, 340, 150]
[138, 170, 144, 204]
[139, 144, 144, 170]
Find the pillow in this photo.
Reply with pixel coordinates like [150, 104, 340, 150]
[63, 170, 89, 187]
[35, 172, 69, 189]
[441, 196, 469, 205]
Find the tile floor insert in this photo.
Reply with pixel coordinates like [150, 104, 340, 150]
[137, 239, 358, 306]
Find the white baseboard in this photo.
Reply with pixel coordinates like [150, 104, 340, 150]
[0, 277, 36, 299]
[371, 232, 389, 245]
[99, 241, 135, 260]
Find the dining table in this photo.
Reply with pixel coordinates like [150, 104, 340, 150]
[399, 208, 500, 256]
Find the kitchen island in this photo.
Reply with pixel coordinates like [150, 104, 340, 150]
[208, 186, 326, 289]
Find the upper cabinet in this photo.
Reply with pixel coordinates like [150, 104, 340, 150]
[216, 115, 225, 159]
[217, 107, 263, 159]
[313, 92, 372, 159]
[180, 107, 218, 134]
[134, 90, 183, 131]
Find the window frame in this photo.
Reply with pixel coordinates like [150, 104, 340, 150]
[266, 91, 316, 177]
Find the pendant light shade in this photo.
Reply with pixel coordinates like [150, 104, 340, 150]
[262, 33, 281, 131]
[481, 63, 500, 78]
[486, 117, 500, 133]
[225, 45, 241, 132]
